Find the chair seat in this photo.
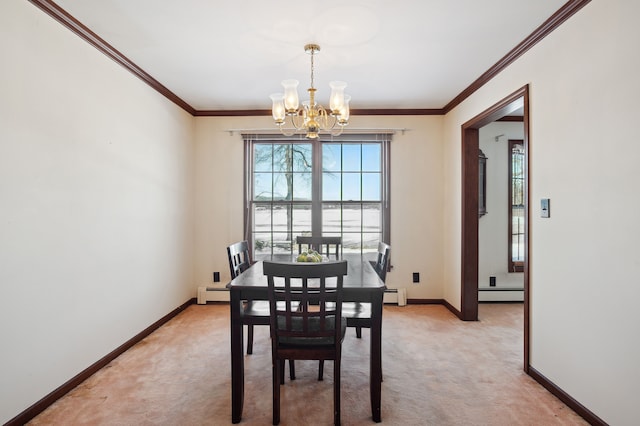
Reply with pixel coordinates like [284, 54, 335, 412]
[277, 316, 347, 346]
[341, 302, 371, 319]
[242, 300, 270, 317]
[242, 301, 300, 320]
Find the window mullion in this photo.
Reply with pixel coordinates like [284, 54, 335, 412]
[312, 140, 323, 236]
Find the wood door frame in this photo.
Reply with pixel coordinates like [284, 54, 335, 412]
[460, 85, 530, 371]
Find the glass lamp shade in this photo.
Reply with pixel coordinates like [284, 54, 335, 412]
[338, 95, 351, 124]
[329, 81, 347, 114]
[270, 93, 286, 123]
[281, 79, 299, 113]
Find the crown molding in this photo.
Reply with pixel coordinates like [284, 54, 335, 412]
[443, 0, 591, 113]
[194, 108, 445, 117]
[28, 0, 590, 117]
[28, 0, 196, 115]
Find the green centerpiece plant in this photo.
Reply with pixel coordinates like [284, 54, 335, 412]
[296, 249, 323, 263]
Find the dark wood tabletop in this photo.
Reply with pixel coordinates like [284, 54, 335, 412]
[227, 254, 385, 423]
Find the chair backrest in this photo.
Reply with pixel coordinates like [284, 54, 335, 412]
[263, 261, 348, 349]
[227, 240, 252, 279]
[373, 241, 391, 282]
[296, 236, 342, 259]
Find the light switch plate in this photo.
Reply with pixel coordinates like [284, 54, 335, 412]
[541, 198, 550, 218]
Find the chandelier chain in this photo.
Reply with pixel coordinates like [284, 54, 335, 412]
[310, 49, 315, 90]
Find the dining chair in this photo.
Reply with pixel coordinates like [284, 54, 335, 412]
[296, 235, 342, 259]
[264, 260, 348, 426]
[319, 242, 391, 380]
[371, 241, 391, 283]
[350, 241, 391, 337]
[227, 241, 258, 354]
[227, 241, 296, 379]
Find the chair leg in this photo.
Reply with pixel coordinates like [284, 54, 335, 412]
[247, 325, 254, 354]
[318, 360, 324, 381]
[273, 358, 281, 425]
[289, 360, 296, 380]
[334, 356, 341, 426]
[356, 326, 362, 338]
[279, 359, 286, 384]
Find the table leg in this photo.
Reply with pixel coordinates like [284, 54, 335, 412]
[370, 290, 383, 422]
[230, 290, 244, 423]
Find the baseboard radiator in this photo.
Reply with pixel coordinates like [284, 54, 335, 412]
[383, 288, 407, 306]
[478, 287, 524, 302]
[197, 286, 230, 304]
[197, 286, 406, 306]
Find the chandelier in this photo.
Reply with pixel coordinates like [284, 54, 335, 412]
[270, 44, 350, 139]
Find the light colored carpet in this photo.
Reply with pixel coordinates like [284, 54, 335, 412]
[29, 303, 587, 425]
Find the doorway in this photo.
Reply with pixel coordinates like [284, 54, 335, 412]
[460, 85, 530, 371]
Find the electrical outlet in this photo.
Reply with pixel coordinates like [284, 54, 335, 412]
[412, 272, 420, 283]
[213, 272, 220, 282]
[490, 276, 496, 287]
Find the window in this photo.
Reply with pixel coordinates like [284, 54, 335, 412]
[478, 149, 487, 217]
[509, 140, 525, 272]
[244, 134, 390, 259]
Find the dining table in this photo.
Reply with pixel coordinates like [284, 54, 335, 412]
[227, 253, 386, 423]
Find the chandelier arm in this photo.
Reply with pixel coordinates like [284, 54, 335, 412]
[317, 105, 332, 131]
[277, 122, 295, 137]
[330, 125, 345, 137]
[290, 109, 305, 130]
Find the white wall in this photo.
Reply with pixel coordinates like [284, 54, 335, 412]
[442, 1, 640, 424]
[478, 122, 524, 301]
[3, 0, 638, 424]
[0, 1, 195, 423]
[192, 115, 446, 300]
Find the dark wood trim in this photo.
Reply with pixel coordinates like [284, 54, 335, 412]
[25, 0, 446, 120]
[5, 298, 196, 426]
[460, 84, 530, 367]
[406, 298, 445, 305]
[462, 88, 527, 129]
[497, 116, 524, 122]
[528, 367, 608, 426]
[440, 299, 463, 320]
[461, 127, 480, 321]
[162, 0, 592, 117]
[407, 287, 607, 426]
[406, 299, 463, 319]
[444, 0, 591, 113]
[27, 1, 589, 118]
[194, 108, 445, 117]
[26, 0, 196, 115]
[195, 109, 272, 117]
[350, 109, 445, 116]
[523, 93, 531, 372]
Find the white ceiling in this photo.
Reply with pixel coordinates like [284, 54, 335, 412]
[51, 0, 567, 112]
